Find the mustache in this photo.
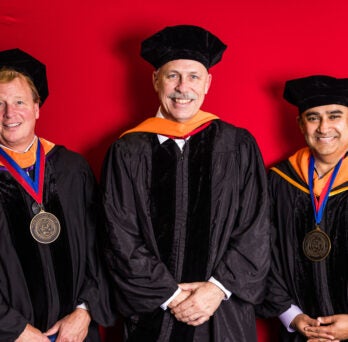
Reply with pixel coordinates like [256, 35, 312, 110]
[167, 92, 197, 100]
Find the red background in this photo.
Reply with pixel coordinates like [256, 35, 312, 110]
[1, 0, 347, 340]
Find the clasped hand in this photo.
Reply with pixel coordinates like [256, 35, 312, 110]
[291, 313, 348, 341]
[168, 281, 225, 326]
[15, 308, 91, 342]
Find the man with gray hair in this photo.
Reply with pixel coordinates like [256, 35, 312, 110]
[102, 25, 270, 341]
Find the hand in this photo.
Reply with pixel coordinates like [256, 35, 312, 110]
[307, 339, 339, 342]
[15, 324, 50, 341]
[305, 314, 348, 341]
[167, 290, 192, 309]
[44, 308, 91, 342]
[290, 313, 321, 339]
[170, 281, 225, 326]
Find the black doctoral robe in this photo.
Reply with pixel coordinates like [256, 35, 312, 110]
[101, 119, 270, 341]
[257, 150, 348, 342]
[0, 144, 114, 341]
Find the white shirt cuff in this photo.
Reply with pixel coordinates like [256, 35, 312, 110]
[208, 277, 232, 300]
[160, 287, 181, 310]
[279, 304, 303, 332]
[76, 302, 89, 311]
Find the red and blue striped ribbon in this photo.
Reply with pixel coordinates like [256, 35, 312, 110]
[0, 139, 45, 204]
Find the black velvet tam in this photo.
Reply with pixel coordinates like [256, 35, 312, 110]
[0, 48, 48, 105]
[140, 25, 227, 69]
[284, 75, 348, 113]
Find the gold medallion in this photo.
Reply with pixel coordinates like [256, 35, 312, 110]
[302, 226, 331, 262]
[30, 210, 61, 244]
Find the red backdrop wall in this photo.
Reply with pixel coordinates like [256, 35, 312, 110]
[2, 0, 347, 340]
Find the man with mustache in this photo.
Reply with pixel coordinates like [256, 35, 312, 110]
[257, 75, 348, 342]
[0, 48, 115, 341]
[101, 25, 270, 341]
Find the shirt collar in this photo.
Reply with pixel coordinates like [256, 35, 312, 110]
[0, 135, 37, 153]
[156, 109, 189, 150]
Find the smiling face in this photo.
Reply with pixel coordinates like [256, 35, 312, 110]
[0, 76, 39, 152]
[152, 59, 212, 123]
[298, 104, 348, 163]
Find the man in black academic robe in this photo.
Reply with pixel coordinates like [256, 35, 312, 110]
[257, 75, 348, 342]
[101, 25, 270, 342]
[0, 49, 115, 341]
